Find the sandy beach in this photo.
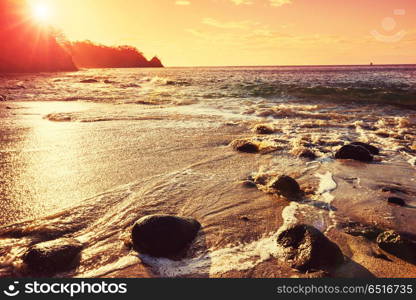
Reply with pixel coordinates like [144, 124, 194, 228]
[0, 67, 415, 278]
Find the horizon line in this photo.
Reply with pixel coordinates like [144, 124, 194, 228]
[164, 63, 416, 68]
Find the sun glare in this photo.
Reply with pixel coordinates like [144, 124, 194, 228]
[32, 3, 51, 23]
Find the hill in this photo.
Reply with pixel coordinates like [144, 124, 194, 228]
[67, 41, 164, 69]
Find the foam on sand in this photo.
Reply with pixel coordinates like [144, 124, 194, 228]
[315, 172, 337, 203]
[139, 233, 284, 277]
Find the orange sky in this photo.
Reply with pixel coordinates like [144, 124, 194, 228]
[27, 0, 416, 66]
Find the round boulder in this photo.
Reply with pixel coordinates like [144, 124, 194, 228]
[270, 175, 301, 198]
[296, 148, 317, 160]
[350, 142, 380, 155]
[231, 139, 259, 153]
[254, 124, 274, 135]
[131, 215, 201, 257]
[23, 238, 83, 274]
[277, 224, 344, 272]
[387, 197, 406, 206]
[335, 144, 373, 162]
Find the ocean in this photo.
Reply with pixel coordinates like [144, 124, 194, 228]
[1, 65, 416, 106]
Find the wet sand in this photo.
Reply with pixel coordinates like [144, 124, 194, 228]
[0, 99, 416, 278]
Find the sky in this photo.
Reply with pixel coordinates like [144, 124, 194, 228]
[27, 0, 416, 66]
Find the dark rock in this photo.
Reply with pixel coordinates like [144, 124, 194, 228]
[254, 124, 274, 134]
[376, 131, 390, 138]
[0, 95, 6, 101]
[131, 215, 201, 257]
[103, 80, 115, 84]
[149, 56, 164, 68]
[377, 231, 416, 262]
[253, 173, 272, 186]
[23, 238, 83, 274]
[388, 197, 406, 206]
[80, 79, 99, 83]
[231, 139, 259, 153]
[340, 222, 383, 240]
[350, 142, 380, 155]
[335, 144, 373, 162]
[277, 224, 344, 272]
[397, 147, 416, 154]
[270, 175, 301, 198]
[242, 180, 257, 188]
[381, 186, 408, 194]
[371, 252, 392, 261]
[297, 149, 317, 160]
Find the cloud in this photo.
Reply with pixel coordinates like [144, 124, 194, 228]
[202, 18, 259, 29]
[175, 1, 191, 5]
[230, 0, 253, 5]
[187, 24, 354, 53]
[269, 0, 292, 7]
[230, 0, 292, 7]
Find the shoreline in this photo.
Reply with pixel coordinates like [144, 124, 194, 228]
[1, 98, 416, 278]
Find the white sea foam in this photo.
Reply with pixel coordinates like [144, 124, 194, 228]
[80, 255, 141, 278]
[80, 232, 285, 278]
[407, 156, 416, 167]
[139, 233, 284, 277]
[314, 172, 338, 233]
[315, 172, 337, 203]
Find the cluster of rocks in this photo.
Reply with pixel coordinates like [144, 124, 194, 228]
[19, 211, 348, 276]
[20, 214, 201, 275]
[129, 214, 346, 273]
[233, 134, 416, 271]
[21, 209, 415, 276]
[231, 126, 380, 164]
[129, 214, 348, 274]
[79, 79, 117, 84]
[0, 94, 7, 101]
[16, 136, 408, 276]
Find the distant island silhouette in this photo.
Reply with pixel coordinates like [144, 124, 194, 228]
[0, 0, 163, 73]
[68, 41, 164, 69]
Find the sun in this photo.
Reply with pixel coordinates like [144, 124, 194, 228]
[32, 3, 51, 23]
